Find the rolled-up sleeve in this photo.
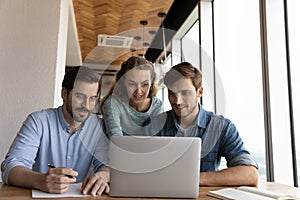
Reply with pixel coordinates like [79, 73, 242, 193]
[221, 122, 258, 169]
[228, 154, 258, 169]
[1, 114, 41, 184]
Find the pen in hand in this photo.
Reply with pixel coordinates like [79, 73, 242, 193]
[48, 163, 75, 179]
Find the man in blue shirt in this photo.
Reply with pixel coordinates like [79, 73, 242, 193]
[149, 62, 258, 186]
[1, 66, 110, 196]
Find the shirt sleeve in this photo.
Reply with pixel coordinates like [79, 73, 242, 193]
[228, 154, 258, 169]
[220, 121, 258, 169]
[1, 113, 41, 184]
[102, 95, 123, 137]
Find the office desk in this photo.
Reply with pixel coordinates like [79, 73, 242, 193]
[0, 182, 299, 200]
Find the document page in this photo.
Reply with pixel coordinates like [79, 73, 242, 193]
[207, 187, 300, 200]
[32, 183, 90, 198]
[207, 188, 275, 200]
[238, 186, 299, 200]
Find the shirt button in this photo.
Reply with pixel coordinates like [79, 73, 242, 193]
[68, 156, 71, 159]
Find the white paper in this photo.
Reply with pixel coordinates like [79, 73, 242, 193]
[207, 187, 299, 200]
[32, 183, 90, 198]
[208, 188, 274, 200]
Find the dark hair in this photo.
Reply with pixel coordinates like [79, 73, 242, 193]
[62, 66, 101, 95]
[100, 56, 157, 113]
[164, 62, 202, 91]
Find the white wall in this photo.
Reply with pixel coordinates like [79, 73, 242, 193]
[0, 0, 81, 182]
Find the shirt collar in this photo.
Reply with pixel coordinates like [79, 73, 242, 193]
[198, 104, 207, 129]
[58, 106, 69, 131]
[170, 103, 206, 129]
[58, 106, 86, 133]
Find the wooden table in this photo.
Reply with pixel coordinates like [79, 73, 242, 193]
[0, 182, 299, 199]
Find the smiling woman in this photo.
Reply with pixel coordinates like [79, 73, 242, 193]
[124, 69, 152, 110]
[100, 56, 163, 137]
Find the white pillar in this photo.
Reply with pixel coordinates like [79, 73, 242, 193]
[0, 0, 81, 180]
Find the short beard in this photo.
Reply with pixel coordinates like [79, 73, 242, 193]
[66, 102, 90, 124]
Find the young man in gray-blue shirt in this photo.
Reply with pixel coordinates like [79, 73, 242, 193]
[1, 66, 110, 196]
[148, 62, 258, 186]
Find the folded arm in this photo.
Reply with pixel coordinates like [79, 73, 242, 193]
[200, 165, 258, 186]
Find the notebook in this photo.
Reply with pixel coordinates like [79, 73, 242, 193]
[207, 186, 300, 200]
[109, 136, 201, 198]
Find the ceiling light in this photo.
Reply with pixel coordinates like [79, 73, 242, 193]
[97, 34, 132, 48]
[140, 20, 148, 57]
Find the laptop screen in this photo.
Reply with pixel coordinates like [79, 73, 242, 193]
[109, 136, 201, 198]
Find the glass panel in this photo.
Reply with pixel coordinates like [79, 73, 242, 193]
[161, 57, 172, 111]
[181, 21, 216, 108]
[171, 39, 182, 64]
[181, 20, 200, 66]
[266, 0, 294, 185]
[201, 1, 215, 112]
[287, 0, 300, 185]
[214, 0, 266, 180]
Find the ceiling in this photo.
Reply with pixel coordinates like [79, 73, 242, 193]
[72, 0, 174, 69]
[72, 0, 174, 96]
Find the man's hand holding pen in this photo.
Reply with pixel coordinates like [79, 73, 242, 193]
[47, 164, 77, 179]
[46, 164, 110, 196]
[46, 164, 78, 194]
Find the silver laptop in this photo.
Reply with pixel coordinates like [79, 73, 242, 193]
[109, 136, 201, 198]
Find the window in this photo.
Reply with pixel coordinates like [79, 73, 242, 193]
[181, 20, 200, 66]
[287, 0, 300, 185]
[201, 1, 215, 113]
[166, 0, 299, 186]
[157, 56, 172, 112]
[214, 0, 266, 180]
[266, 0, 294, 185]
